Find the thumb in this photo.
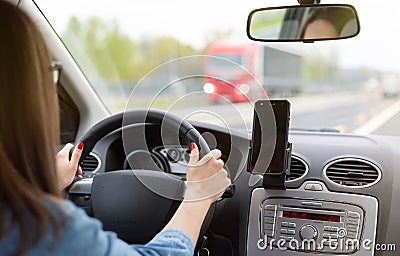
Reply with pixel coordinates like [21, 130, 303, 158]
[58, 143, 74, 156]
[188, 143, 199, 165]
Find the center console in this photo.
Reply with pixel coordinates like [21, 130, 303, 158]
[246, 101, 378, 255]
[247, 181, 378, 255]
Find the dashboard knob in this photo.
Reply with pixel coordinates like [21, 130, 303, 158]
[299, 224, 318, 241]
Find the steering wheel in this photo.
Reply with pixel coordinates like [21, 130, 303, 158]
[69, 109, 214, 247]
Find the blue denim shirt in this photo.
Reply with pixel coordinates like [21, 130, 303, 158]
[0, 200, 194, 256]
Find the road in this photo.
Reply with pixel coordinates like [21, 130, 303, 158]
[373, 112, 400, 136]
[167, 90, 399, 134]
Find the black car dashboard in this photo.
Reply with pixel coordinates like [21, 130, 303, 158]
[73, 121, 399, 256]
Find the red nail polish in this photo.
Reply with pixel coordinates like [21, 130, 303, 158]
[77, 142, 84, 150]
[190, 143, 195, 151]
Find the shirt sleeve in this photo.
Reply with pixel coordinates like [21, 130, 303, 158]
[59, 200, 194, 256]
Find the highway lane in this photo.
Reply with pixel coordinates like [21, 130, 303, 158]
[290, 95, 396, 133]
[373, 112, 400, 136]
[354, 99, 400, 136]
[168, 91, 398, 133]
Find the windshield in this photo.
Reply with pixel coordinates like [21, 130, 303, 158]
[37, 0, 400, 136]
[207, 55, 244, 67]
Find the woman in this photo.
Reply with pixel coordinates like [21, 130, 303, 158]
[0, 1, 231, 255]
[301, 7, 356, 40]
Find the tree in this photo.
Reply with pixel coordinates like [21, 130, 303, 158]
[63, 17, 136, 82]
[62, 17, 201, 83]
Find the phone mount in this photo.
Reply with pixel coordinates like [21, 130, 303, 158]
[262, 142, 292, 190]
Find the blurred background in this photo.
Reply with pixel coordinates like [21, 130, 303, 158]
[37, 0, 400, 135]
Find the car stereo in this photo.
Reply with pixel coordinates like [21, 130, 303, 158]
[259, 197, 364, 254]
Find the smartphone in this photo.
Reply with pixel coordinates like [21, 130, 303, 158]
[248, 99, 291, 175]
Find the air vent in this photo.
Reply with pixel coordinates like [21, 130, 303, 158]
[81, 153, 100, 172]
[286, 156, 308, 181]
[324, 158, 381, 188]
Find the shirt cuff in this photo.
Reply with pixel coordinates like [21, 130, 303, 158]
[149, 229, 194, 254]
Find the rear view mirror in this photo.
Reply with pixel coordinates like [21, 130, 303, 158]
[247, 4, 360, 42]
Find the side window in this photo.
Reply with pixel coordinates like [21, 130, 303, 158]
[58, 84, 80, 144]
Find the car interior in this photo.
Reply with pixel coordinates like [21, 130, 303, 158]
[12, 0, 400, 255]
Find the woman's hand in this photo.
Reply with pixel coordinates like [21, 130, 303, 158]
[163, 143, 231, 244]
[184, 143, 231, 203]
[56, 142, 84, 190]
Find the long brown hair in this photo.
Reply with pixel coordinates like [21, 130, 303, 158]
[0, 1, 62, 255]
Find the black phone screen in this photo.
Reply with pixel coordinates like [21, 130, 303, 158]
[249, 100, 290, 174]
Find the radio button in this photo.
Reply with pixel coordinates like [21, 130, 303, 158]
[348, 211, 361, 219]
[346, 225, 358, 232]
[264, 211, 276, 217]
[346, 218, 360, 225]
[280, 228, 288, 234]
[265, 230, 274, 237]
[323, 226, 339, 232]
[265, 204, 277, 210]
[323, 233, 338, 239]
[330, 226, 338, 232]
[264, 223, 275, 231]
[300, 225, 318, 241]
[346, 231, 357, 239]
[281, 221, 289, 227]
[288, 222, 296, 228]
[287, 229, 295, 235]
[264, 217, 275, 224]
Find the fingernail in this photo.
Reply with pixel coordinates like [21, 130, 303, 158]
[190, 142, 195, 151]
[77, 142, 84, 150]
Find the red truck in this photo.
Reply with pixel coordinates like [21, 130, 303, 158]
[203, 39, 303, 103]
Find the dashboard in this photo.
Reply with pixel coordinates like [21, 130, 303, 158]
[74, 121, 400, 256]
[123, 145, 191, 175]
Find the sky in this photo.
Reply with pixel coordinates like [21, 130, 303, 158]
[35, 0, 400, 73]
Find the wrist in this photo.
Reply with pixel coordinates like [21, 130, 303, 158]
[182, 197, 213, 209]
